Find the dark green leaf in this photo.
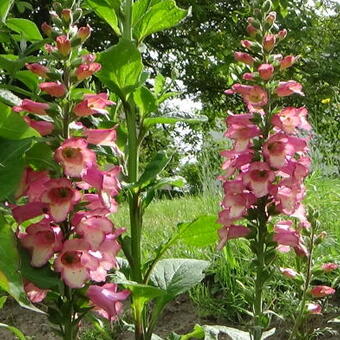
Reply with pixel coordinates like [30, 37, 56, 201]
[15, 71, 39, 92]
[0, 0, 14, 23]
[143, 113, 208, 127]
[97, 39, 143, 99]
[133, 86, 157, 117]
[25, 142, 59, 172]
[6, 18, 43, 41]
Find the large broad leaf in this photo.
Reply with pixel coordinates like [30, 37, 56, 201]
[86, 0, 120, 35]
[177, 215, 220, 247]
[136, 151, 171, 189]
[0, 0, 14, 23]
[133, 0, 187, 42]
[25, 142, 59, 172]
[143, 113, 208, 127]
[97, 39, 143, 99]
[0, 89, 21, 106]
[0, 213, 36, 312]
[0, 138, 35, 200]
[0, 102, 39, 139]
[150, 258, 209, 299]
[6, 18, 43, 41]
[133, 86, 157, 117]
[15, 70, 39, 92]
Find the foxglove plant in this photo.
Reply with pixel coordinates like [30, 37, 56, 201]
[10, 2, 129, 339]
[220, 1, 316, 338]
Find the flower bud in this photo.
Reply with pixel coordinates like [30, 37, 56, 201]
[258, 64, 274, 80]
[265, 11, 276, 24]
[61, 9, 73, 25]
[321, 263, 338, 272]
[280, 55, 296, 70]
[242, 73, 255, 81]
[277, 29, 287, 40]
[41, 22, 52, 37]
[39, 81, 67, 97]
[56, 35, 71, 57]
[44, 43, 58, 54]
[25, 63, 49, 78]
[307, 303, 322, 315]
[310, 285, 335, 298]
[240, 40, 253, 49]
[263, 34, 276, 52]
[52, 2, 63, 12]
[246, 24, 258, 37]
[50, 11, 63, 27]
[234, 52, 254, 65]
[77, 25, 92, 42]
[280, 267, 297, 279]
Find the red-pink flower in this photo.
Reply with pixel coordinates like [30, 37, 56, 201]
[243, 162, 275, 197]
[13, 99, 49, 115]
[280, 55, 297, 70]
[83, 194, 118, 215]
[277, 29, 287, 40]
[272, 107, 311, 134]
[265, 11, 276, 24]
[310, 285, 335, 298]
[23, 117, 54, 136]
[263, 34, 276, 51]
[217, 225, 250, 250]
[234, 52, 254, 65]
[41, 22, 52, 36]
[25, 63, 49, 77]
[280, 267, 297, 279]
[232, 84, 268, 107]
[56, 35, 71, 57]
[321, 263, 339, 272]
[55, 138, 96, 177]
[24, 281, 48, 303]
[307, 303, 322, 315]
[20, 219, 63, 267]
[242, 73, 255, 81]
[87, 283, 130, 322]
[84, 128, 117, 146]
[12, 202, 48, 224]
[276, 81, 304, 97]
[258, 64, 274, 80]
[55, 239, 97, 288]
[273, 220, 300, 248]
[41, 178, 80, 222]
[246, 24, 257, 37]
[75, 63, 102, 81]
[39, 81, 66, 97]
[77, 25, 92, 42]
[73, 93, 114, 117]
[44, 43, 57, 53]
[240, 40, 253, 49]
[221, 149, 253, 177]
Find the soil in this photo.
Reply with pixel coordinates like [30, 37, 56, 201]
[1, 295, 340, 340]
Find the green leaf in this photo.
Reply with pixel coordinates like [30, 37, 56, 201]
[15, 70, 39, 92]
[97, 39, 143, 99]
[157, 91, 180, 104]
[154, 74, 166, 96]
[177, 215, 220, 247]
[150, 258, 209, 299]
[0, 213, 31, 310]
[133, 86, 157, 117]
[0, 138, 35, 200]
[19, 247, 60, 291]
[0, 0, 14, 23]
[0, 89, 21, 106]
[0, 102, 39, 139]
[137, 151, 171, 189]
[25, 142, 59, 172]
[133, 0, 187, 42]
[0, 323, 26, 340]
[6, 18, 43, 41]
[143, 113, 208, 127]
[0, 296, 7, 309]
[86, 0, 120, 35]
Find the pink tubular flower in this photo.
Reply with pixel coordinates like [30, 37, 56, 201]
[307, 303, 322, 315]
[13, 99, 49, 115]
[321, 263, 339, 272]
[246, 23, 257, 37]
[20, 219, 63, 267]
[83, 194, 118, 215]
[23, 117, 54, 136]
[24, 281, 48, 303]
[258, 64, 274, 80]
[75, 62, 102, 81]
[41, 22, 52, 36]
[55, 239, 97, 288]
[280, 267, 297, 279]
[265, 11, 276, 24]
[75, 215, 113, 249]
[276, 81, 304, 97]
[41, 178, 80, 222]
[77, 25, 92, 42]
[277, 29, 287, 40]
[55, 138, 96, 177]
[263, 34, 276, 51]
[44, 43, 57, 53]
[240, 40, 253, 49]
[217, 225, 251, 250]
[220, 149, 253, 177]
[39, 81, 66, 97]
[232, 84, 268, 107]
[280, 55, 297, 70]
[243, 162, 275, 197]
[84, 128, 117, 146]
[73, 93, 114, 117]
[12, 202, 48, 224]
[310, 286, 335, 298]
[273, 220, 300, 248]
[56, 35, 71, 57]
[87, 283, 130, 322]
[234, 52, 254, 65]
[242, 73, 255, 81]
[25, 63, 49, 77]
[272, 107, 311, 134]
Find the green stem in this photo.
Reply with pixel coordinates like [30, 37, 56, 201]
[63, 287, 78, 340]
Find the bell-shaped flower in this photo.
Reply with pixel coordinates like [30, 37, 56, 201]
[39, 81, 66, 97]
[25, 63, 49, 78]
[221, 149, 253, 177]
[272, 107, 311, 134]
[217, 225, 251, 250]
[243, 162, 275, 197]
[82, 193, 118, 215]
[321, 263, 338, 272]
[41, 178, 81, 222]
[276, 81, 304, 97]
[56, 35, 71, 57]
[20, 219, 63, 267]
[240, 40, 253, 49]
[24, 281, 48, 303]
[232, 84, 268, 107]
[73, 93, 114, 117]
[277, 29, 287, 40]
[280, 55, 297, 70]
[263, 34, 276, 51]
[55, 138, 96, 177]
[280, 267, 298, 279]
[273, 185, 304, 215]
[87, 283, 130, 322]
[273, 220, 303, 251]
[307, 303, 322, 315]
[258, 64, 274, 80]
[13, 99, 49, 115]
[84, 128, 117, 146]
[310, 285, 335, 298]
[75, 215, 114, 249]
[24, 117, 54, 136]
[234, 52, 254, 65]
[12, 202, 48, 224]
[75, 63, 102, 81]
[55, 239, 98, 288]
